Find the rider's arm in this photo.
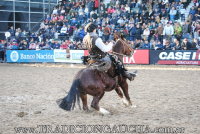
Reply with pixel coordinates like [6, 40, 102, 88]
[95, 38, 113, 52]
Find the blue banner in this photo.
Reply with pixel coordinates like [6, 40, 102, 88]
[6, 50, 54, 62]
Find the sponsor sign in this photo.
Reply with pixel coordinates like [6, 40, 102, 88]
[6, 50, 54, 62]
[123, 50, 149, 64]
[54, 49, 84, 63]
[84, 50, 149, 64]
[150, 50, 200, 65]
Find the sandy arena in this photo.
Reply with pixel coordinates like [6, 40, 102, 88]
[0, 63, 200, 134]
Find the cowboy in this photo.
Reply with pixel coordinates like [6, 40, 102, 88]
[83, 23, 136, 81]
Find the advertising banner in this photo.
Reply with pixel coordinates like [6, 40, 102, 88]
[84, 50, 149, 64]
[123, 50, 149, 64]
[6, 50, 54, 63]
[54, 49, 83, 63]
[150, 50, 200, 65]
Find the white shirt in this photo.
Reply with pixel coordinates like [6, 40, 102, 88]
[88, 32, 113, 52]
[60, 27, 67, 33]
[163, 25, 174, 35]
[95, 38, 113, 52]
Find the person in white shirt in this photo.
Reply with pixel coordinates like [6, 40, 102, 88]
[60, 25, 67, 35]
[163, 22, 174, 41]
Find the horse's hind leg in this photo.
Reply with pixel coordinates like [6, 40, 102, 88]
[91, 91, 104, 111]
[91, 91, 110, 114]
[80, 94, 89, 111]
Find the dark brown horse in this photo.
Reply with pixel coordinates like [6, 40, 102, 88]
[57, 32, 135, 114]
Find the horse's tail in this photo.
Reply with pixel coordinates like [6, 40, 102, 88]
[57, 79, 80, 111]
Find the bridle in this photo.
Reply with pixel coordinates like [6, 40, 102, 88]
[112, 38, 134, 57]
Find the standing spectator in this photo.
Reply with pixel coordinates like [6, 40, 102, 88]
[103, 24, 111, 42]
[174, 22, 182, 41]
[129, 23, 136, 41]
[142, 28, 150, 41]
[169, 7, 177, 21]
[155, 23, 164, 43]
[163, 22, 174, 41]
[182, 21, 191, 39]
[179, 7, 186, 21]
[135, 24, 143, 40]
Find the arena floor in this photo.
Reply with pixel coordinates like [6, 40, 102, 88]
[0, 63, 200, 134]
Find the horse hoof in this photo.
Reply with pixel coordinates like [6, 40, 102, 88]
[99, 108, 110, 115]
[121, 98, 129, 106]
[131, 104, 137, 108]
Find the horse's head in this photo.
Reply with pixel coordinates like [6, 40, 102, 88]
[113, 32, 134, 57]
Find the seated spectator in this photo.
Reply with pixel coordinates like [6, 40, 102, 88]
[181, 38, 192, 50]
[191, 38, 199, 50]
[19, 40, 28, 50]
[171, 38, 181, 50]
[53, 40, 61, 49]
[133, 39, 142, 49]
[60, 40, 69, 49]
[8, 39, 19, 50]
[140, 40, 150, 49]
[155, 41, 164, 50]
[28, 41, 37, 50]
[69, 41, 77, 49]
[42, 42, 51, 50]
[163, 39, 172, 50]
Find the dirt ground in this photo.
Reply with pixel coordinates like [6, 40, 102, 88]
[0, 63, 200, 134]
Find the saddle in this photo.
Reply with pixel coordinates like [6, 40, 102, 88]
[81, 55, 112, 72]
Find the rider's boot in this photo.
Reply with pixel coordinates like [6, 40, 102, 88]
[116, 62, 137, 81]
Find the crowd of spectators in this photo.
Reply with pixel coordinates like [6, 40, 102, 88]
[0, 0, 200, 52]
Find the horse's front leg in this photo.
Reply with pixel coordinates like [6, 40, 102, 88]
[115, 86, 123, 98]
[119, 79, 133, 107]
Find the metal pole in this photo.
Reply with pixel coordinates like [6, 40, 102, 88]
[43, 0, 45, 18]
[13, 0, 15, 29]
[49, 0, 50, 14]
[29, 0, 31, 31]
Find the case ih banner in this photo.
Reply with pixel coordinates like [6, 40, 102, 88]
[150, 50, 200, 65]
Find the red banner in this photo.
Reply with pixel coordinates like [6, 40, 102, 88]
[123, 50, 149, 64]
[84, 50, 149, 64]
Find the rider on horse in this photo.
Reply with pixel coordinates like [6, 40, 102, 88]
[83, 23, 136, 81]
